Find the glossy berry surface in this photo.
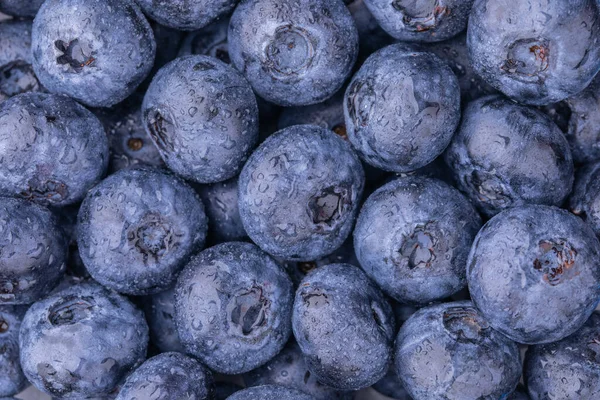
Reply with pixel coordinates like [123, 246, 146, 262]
[136, 0, 238, 31]
[0, 305, 28, 397]
[227, 384, 317, 400]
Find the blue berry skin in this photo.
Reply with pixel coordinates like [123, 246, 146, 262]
[179, 18, 230, 63]
[0, 305, 28, 397]
[175, 242, 294, 374]
[19, 282, 149, 399]
[467, 205, 600, 344]
[31, 0, 156, 108]
[135, 0, 238, 31]
[444, 95, 574, 217]
[525, 312, 600, 399]
[77, 167, 208, 296]
[0, 20, 42, 103]
[195, 177, 247, 244]
[424, 33, 498, 103]
[0, 0, 43, 17]
[0, 197, 67, 305]
[354, 176, 482, 305]
[228, 0, 359, 106]
[395, 301, 521, 400]
[115, 352, 215, 400]
[569, 162, 600, 238]
[227, 385, 317, 400]
[143, 287, 184, 353]
[0, 93, 109, 207]
[372, 369, 412, 400]
[292, 263, 395, 391]
[238, 125, 365, 261]
[344, 44, 461, 173]
[143, 55, 259, 184]
[363, 0, 474, 42]
[245, 341, 352, 400]
[468, 0, 600, 106]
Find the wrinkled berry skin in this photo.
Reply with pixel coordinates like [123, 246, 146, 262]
[195, 177, 247, 244]
[238, 125, 365, 261]
[293, 264, 395, 391]
[32, 0, 156, 108]
[525, 312, 600, 399]
[245, 341, 352, 400]
[444, 95, 574, 217]
[77, 167, 208, 296]
[136, 0, 238, 31]
[344, 44, 460, 172]
[570, 162, 600, 237]
[395, 301, 521, 400]
[228, 0, 359, 106]
[116, 352, 214, 400]
[228, 385, 317, 400]
[0, 93, 109, 207]
[0, 197, 67, 305]
[179, 18, 231, 63]
[144, 287, 184, 353]
[424, 33, 498, 103]
[468, 0, 600, 106]
[372, 369, 412, 400]
[0, 20, 42, 103]
[0, 305, 28, 397]
[19, 282, 149, 399]
[175, 242, 294, 374]
[354, 176, 482, 304]
[0, 0, 43, 17]
[468, 205, 600, 344]
[143, 55, 259, 184]
[364, 0, 474, 42]
[560, 76, 600, 164]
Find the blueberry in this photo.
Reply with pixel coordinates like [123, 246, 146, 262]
[147, 22, 185, 81]
[179, 18, 230, 63]
[0, 20, 42, 103]
[31, 0, 156, 108]
[238, 125, 364, 261]
[93, 94, 163, 174]
[77, 167, 208, 295]
[245, 341, 352, 400]
[444, 95, 574, 217]
[344, 44, 460, 172]
[0, 92, 109, 207]
[227, 384, 317, 400]
[278, 90, 347, 135]
[135, 0, 238, 31]
[115, 352, 214, 400]
[0, 305, 28, 397]
[570, 162, 600, 238]
[0, 197, 67, 305]
[525, 311, 600, 399]
[372, 369, 412, 400]
[354, 176, 482, 304]
[468, 0, 600, 105]
[228, 0, 359, 106]
[19, 282, 148, 399]
[174, 242, 294, 374]
[195, 177, 247, 244]
[345, 0, 393, 62]
[144, 287, 184, 353]
[395, 301, 521, 399]
[292, 263, 395, 391]
[0, 0, 43, 17]
[143, 55, 259, 184]
[424, 33, 498, 103]
[363, 0, 474, 42]
[467, 205, 600, 344]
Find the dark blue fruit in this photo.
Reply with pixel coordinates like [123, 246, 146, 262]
[135, 0, 238, 31]
[395, 301, 521, 400]
[19, 282, 148, 399]
[569, 161, 600, 238]
[175, 242, 294, 374]
[144, 287, 184, 353]
[143, 55, 259, 184]
[372, 369, 412, 400]
[77, 167, 208, 295]
[0, 305, 28, 397]
[292, 263, 395, 391]
[468, 205, 600, 344]
[238, 125, 364, 261]
[0, 0, 43, 17]
[179, 18, 230, 63]
[115, 352, 214, 400]
[227, 384, 317, 400]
